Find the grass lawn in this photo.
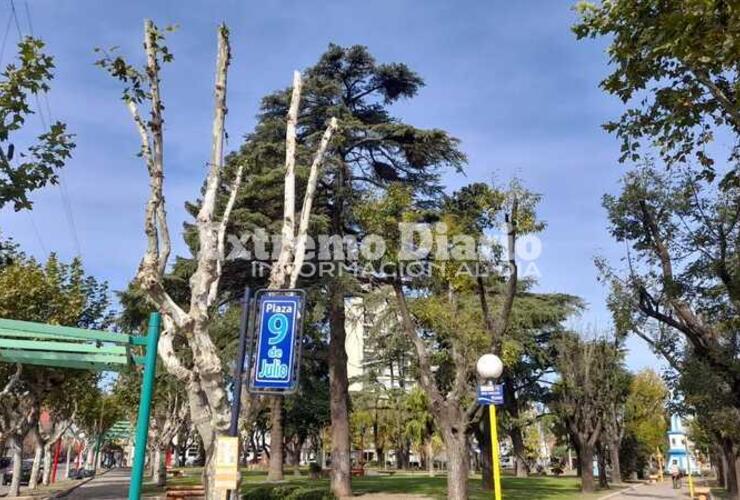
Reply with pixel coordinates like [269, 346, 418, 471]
[143, 469, 621, 499]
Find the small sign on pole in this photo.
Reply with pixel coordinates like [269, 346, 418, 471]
[477, 383, 504, 406]
[214, 436, 239, 491]
[248, 290, 305, 395]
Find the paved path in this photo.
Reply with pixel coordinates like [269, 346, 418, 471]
[63, 468, 131, 499]
[604, 480, 692, 499]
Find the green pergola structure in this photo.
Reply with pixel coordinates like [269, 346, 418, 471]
[104, 420, 134, 441]
[0, 313, 161, 500]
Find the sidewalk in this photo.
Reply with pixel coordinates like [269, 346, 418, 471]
[58, 468, 130, 499]
[600, 480, 690, 499]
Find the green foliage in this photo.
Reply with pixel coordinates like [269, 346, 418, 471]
[600, 160, 739, 446]
[0, 253, 113, 436]
[0, 253, 112, 328]
[94, 22, 177, 104]
[620, 369, 668, 477]
[624, 369, 668, 453]
[244, 484, 334, 500]
[0, 37, 75, 211]
[574, 0, 739, 187]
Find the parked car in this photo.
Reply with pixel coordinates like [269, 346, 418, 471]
[1, 459, 38, 486]
[67, 467, 95, 480]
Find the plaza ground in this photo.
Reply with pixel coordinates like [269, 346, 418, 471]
[1, 468, 726, 499]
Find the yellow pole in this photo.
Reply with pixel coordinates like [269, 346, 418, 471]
[684, 440, 695, 498]
[489, 405, 502, 500]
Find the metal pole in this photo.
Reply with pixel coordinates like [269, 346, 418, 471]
[228, 288, 252, 500]
[684, 438, 695, 498]
[490, 404, 503, 500]
[51, 438, 61, 483]
[128, 312, 161, 500]
[229, 287, 252, 436]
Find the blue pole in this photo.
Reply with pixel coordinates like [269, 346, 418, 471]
[128, 312, 160, 500]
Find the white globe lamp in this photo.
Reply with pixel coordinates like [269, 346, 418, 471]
[476, 353, 503, 380]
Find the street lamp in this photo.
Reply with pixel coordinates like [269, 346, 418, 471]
[477, 354, 503, 500]
[477, 353, 503, 380]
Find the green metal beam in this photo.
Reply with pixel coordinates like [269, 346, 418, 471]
[0, 338, 127, 355]
[0, 319, 134, 344]
[0, 349, 128, 369]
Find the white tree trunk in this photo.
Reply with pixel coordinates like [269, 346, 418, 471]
[7, 438, 22, 497]
[28, 442, 42, 489]
[112, 20, 337, 500]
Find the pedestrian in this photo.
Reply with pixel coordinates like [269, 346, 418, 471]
[669, 462, 680, 489]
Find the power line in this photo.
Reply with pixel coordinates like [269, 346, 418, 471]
[0, 13, 12, 66]
[9, 0, 83, 257]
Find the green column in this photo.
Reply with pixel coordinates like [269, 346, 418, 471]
[128, 312, 160, 500]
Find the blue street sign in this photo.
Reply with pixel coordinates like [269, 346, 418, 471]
[477, 383, 504, 406]
[249, 293, 304, 394]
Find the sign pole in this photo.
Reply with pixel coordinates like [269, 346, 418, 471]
[128, 312, 161, 500]
[684, 439, 695, 498]
[230, 287, 252, 435]
[227, 287, 252, 500]
[489, 405, 502, 500]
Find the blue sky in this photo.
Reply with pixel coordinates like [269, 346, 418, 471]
[0, 0, 660, 370]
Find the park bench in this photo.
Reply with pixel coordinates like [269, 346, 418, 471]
[647, 474, 659, 483]
[165, 485, 205, 499]
[693, 486, 712, 500]
[351, 466, 365, 477]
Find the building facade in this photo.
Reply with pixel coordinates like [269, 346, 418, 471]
[666, 414, 698, 473]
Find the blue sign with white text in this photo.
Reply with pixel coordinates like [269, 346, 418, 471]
[477, 383, 504, 406]
[251, 295, 302, 391]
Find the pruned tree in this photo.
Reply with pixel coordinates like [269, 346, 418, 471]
[600, 161, 740, 495]
[551, 333, 625, 493]
[97, 21, 336, 496]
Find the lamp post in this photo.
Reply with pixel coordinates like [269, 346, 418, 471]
[477, 354, 504, 500]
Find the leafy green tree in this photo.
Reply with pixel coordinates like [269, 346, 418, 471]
[600, 161, 740, 495]
[403, 387, 436, 476]
[620, 369, 668, 479]
[573, 0, 739, 188]
[0, 254, 110, 496]
[197, 43, 465, 496]
[551, 333, 626, 493]
[0, 37, 75, 211]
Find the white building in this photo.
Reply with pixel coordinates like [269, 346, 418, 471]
[344, 297, 415, 393]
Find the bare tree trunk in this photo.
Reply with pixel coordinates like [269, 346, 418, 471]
[28, 440, 42, 489]
[721, 438, 740, 498]
[477, 413, 492, 490]
[580, 444, 596, 493]
[597, 444, 608, 489]
[8, 438, 22, 497]
[152, 448, 162, 484]
[267, 397, 284, 481]
[609, 441, 622, 484]
[155, 446, 167, 487]
[65, 440, 72, 480]
[42, 444, 53, 485]
[329, 290, 352, 498]
[426, 438, 434, 477]
[716, 451, 726, 489]
[443, 431, 469, 500]
[504, 376, 528, 478]
[510, 425, 529, 478]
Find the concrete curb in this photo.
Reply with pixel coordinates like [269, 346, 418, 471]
[597, 482, 646, 500]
